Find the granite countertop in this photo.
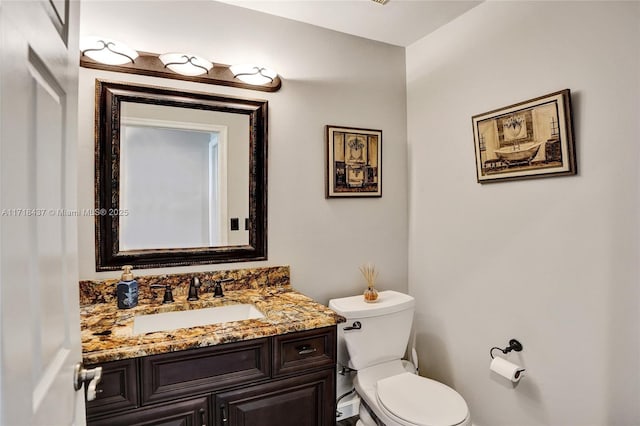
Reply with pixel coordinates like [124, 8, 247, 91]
[81, 285, 343, 365]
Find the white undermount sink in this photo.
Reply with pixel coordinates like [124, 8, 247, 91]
[132, 304, 265, 335]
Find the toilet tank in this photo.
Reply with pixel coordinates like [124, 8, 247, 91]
[329, 290, 415, 370]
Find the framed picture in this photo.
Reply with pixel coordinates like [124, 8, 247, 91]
[472, 89, 576, 183]
[326, 125, 382, 198]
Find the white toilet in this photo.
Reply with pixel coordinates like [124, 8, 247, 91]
[329, 290, 471, 426]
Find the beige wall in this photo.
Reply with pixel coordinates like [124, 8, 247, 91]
[77, 1, 409, 304]
[406, 2, 639, 425]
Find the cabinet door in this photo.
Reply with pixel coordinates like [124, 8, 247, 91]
[215, 369, 335, 426]
[88, 395, 209, 426]
[86, 359, 139, 419]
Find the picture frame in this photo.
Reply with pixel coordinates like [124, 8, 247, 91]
[326, 125, 382, 198]
[472, 89, 576, 183]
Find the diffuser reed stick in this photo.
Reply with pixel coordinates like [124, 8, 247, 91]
[360, 263, 379, 302]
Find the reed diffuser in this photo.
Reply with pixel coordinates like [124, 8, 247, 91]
[360, 263, 379, 303]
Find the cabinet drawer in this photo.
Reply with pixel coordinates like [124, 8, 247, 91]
[86, 359, 138, 419]
[273, 326, 336, 377]
[141, 338, 269, 405]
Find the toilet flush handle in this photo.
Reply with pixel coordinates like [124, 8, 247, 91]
[344, 321, 362, 331]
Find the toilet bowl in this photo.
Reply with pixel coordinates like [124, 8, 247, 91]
[354, 360, 470, 426]
[329, 291, 471, 426]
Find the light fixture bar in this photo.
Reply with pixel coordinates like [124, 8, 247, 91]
[79, 50, 281, 92]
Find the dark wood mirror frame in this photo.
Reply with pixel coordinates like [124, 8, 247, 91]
[95, 80, 267, 271]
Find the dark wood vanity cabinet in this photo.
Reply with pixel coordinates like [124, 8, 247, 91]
[86, 326, 336, 426]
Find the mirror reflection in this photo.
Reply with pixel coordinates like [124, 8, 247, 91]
[95, 80, 268, 271]
[119, 103, 250, 250]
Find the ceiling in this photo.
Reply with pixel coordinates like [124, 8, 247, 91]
[215, 0, 482, 47]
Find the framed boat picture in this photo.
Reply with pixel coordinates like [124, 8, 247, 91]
[472, 89, 576, 183]
[326, 125, 382, 198]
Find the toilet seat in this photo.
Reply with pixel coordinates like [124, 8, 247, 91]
[376, 372, 469, 426]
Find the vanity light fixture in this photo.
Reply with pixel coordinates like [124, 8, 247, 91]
[159, 53, 213, 76]
[80, 36, 139, 65]
[230, 64, 278, 85]
[81, 47, 281, 92]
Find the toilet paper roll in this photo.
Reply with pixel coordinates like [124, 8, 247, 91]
[490, 356, 525, 382]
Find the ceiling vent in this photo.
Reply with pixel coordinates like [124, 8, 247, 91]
[371, 0, 389, 4]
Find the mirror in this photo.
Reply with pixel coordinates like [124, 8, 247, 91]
[119, 102, 250, 249]
[95, 80, 267, 270]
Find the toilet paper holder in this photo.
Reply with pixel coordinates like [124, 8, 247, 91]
[490, 338, 523, 359]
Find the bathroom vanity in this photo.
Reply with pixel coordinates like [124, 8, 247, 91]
[85, 327, 336, 425]
[80, 267, 341, 426]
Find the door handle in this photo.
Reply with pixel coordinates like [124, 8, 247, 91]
[73, 362, 103, 401]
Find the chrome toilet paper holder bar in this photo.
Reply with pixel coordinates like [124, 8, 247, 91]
[490, 338, 523, 359]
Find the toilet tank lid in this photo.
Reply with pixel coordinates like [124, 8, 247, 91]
[329, 290, 414, 318]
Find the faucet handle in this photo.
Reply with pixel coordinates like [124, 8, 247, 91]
[211, 278, 233, 298]
[150, 284, 174, 304]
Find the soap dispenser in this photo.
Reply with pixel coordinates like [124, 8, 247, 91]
[116, 265, 138, 309]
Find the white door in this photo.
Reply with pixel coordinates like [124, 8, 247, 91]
[0, 0, 83, 425]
